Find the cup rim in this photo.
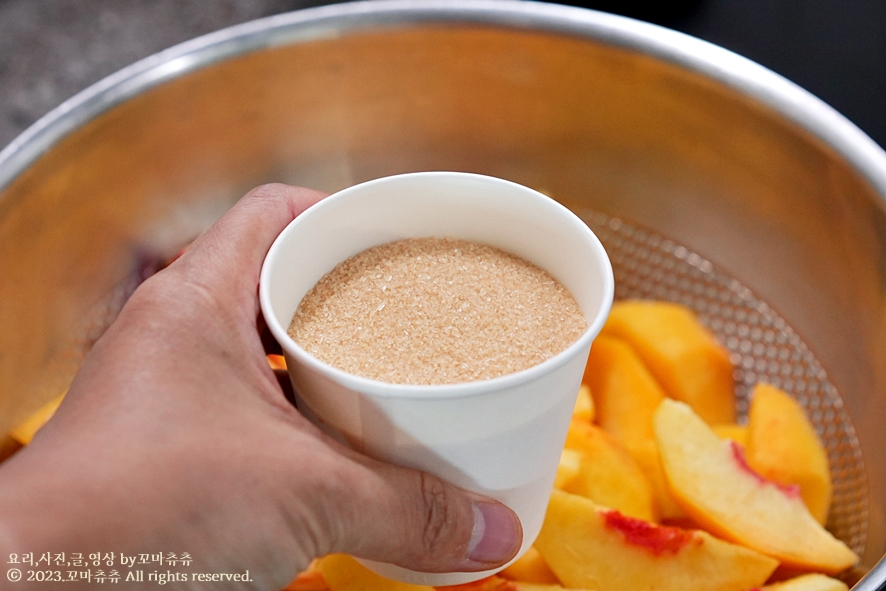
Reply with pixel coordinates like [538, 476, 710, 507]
[259, 171, 614, 400]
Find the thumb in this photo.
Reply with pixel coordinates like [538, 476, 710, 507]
[319, 452, 523, 574]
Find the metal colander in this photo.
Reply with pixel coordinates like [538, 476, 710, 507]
[66, 208, 871, 577]
[583, 209, 869, 561]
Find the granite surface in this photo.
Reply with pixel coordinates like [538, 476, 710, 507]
[0, 0, 328, 148]
[1, 0, 884, 151]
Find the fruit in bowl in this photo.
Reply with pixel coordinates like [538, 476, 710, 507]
[4, 300, 859, 591]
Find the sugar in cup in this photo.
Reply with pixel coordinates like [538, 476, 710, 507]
[259, 172, 614, 586]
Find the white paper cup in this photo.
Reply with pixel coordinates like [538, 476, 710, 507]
[259, 172, 614, 585]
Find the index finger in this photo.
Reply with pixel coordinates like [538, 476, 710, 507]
[175, 183, 326, 307]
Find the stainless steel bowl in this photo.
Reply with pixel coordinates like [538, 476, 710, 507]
[2, 0, 885, 584]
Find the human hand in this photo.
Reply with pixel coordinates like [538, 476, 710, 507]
[0, 184, 522, 590]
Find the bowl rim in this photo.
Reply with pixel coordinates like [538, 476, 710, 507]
[1, 0, 885, 201]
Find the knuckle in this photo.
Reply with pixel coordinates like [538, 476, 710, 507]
[236, 183, 293, 216]
[420, 473, 456, 555]
[244, 182, 291, 202]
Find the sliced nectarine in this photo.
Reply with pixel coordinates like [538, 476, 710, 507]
[267, 354, 288, 370]
[534, 489, 778, 591]
[581, 333, 683, 519]
[499, 547, 559, 585]
[283, 568, 330, 591]
[571, 384, 594, 424]
[436, 576, 520, 591]
[583, 334, 663, 444]
[561, 420, 657, 522]
[314, 554, 433, 591]
[712, 424, 748, 447]
[553, 449, 582, 492]
[601, 300, 735, 424]
[761, 573, 849, 591]
[746, 382, 832, 525]
[762, 573, 849, 591]
[653, 399, 857, 574]
[624, 439, 685, 522]
[9, 392, 65, 445]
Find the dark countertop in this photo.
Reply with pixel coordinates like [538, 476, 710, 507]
[1, 0, 884, 151]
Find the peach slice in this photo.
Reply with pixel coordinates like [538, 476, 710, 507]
[761, 573, 849, 591]
[712, 424, 749, 447]
[9, 392, 65, 445]
[499, 547, 559, 586]
[314, 554, 432, 591]
[571, 384, 594, 424]
[553, 449, 582, 492]
[561, 420, 657, 522]
[436, 576, 518, 591]
[584, 334, 664, 444]
[746, 383, 832, 524]
[581, 333, 684, 519]
[534, 489, 777, 591]
[283, 568, 330, 591]
[601, 300, 735, 424]
[625, 439, 686, 522]
[444, 577, 596, 591]
[267, 354, 288, 370]
[653, 399, 857, 574]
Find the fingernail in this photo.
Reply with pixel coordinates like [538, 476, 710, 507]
[466, 501, 523, 565]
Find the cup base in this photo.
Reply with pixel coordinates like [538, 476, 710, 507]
[356, 558, 507, 587]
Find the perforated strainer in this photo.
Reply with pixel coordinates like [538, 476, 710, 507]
[582, 209, 870, 562]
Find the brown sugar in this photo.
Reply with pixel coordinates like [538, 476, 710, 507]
[287, 237, 587, 385]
